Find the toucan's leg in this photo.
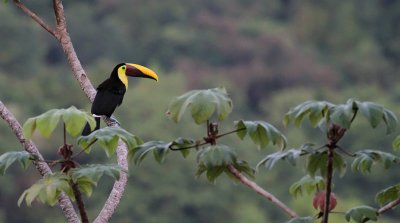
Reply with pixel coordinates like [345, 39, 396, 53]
[81, 115, 101, 136]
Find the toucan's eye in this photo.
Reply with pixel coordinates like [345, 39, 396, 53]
[122, 66, 126, 70]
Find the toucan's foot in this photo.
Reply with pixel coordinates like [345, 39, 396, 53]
[109, 115, 120, 126]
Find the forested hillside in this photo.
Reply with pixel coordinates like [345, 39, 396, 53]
[0, 0, 399, 222]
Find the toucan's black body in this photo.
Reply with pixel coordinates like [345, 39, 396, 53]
[92, 65, 126, 117]
[81, 63, 158, 136]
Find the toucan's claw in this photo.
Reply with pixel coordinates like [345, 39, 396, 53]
[109, 115, 120, 126]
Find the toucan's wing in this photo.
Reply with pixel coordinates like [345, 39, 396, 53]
[91, 79, 126, 117]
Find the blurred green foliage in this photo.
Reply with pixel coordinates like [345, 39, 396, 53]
[0, 0, 400, 222]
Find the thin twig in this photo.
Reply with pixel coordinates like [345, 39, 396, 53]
[227, 165, 298, 219]
[13, 0, 56, 36]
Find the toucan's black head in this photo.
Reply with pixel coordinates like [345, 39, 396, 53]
[111, 63, 159, 88]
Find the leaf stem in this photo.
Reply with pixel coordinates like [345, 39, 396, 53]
[72, 139, 98, 158]
[336, 145, 356, 157]
[169, 141, 209, 151]
[216, 127, 246, 139]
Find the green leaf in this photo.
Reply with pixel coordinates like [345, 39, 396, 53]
[226, 160, 256, 181]
[169, 137, 196, 158]
[382, 109, 398, 134]
[351, 150, 399, 174]
[306, 151, 347, 178]
[356, 101, 384, 128]
[284, 101, 334, 128]
[286, 217, 315, 223]
[70, 164, 123, 197]
[330, 99, 356, 129]
[0, 151, 32, 175]
[235, 120, 287, 150]
[376, 184, 400, 206]
[393, 136, 400, 151]
[197, 145, 237, 168]
[289, 175, 325, 198]
[35, 109, 62, 138]
[257, 149, 304, 170]
[129, 141, 171, 165]
[196, 145, 238, 183]
[18, 173, 73, 207]
[167, 87, 233, 124]
[78, 127, 143, 157]
[22, 106, 95, 139]
[345, 206, 378, 222]
[62, 106, 96, 137]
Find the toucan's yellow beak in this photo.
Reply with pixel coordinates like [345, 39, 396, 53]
[125, 63, 159, 82]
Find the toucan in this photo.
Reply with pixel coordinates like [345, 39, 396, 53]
[81, 63, 159, 136]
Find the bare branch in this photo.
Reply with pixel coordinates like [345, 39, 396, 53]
[227, 165, 298, 219]
[378, 198, 400, 215]
[0, 101, 80, 223]
[52, 0, 97, 101]
[13, 0, 56, 37]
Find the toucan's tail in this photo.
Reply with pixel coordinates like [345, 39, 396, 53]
[81, 116, 101, 136]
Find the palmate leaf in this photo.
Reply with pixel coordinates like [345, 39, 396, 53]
[196, 145, 243, 183]
[376, 184, 400, 207]
[351, 150, 399, 174]
[257, 144, 314, 170]
[306, 151, 347, 178]
[23, 106, 95, 139]
[18, 173, 73, 207]
[345, 206, 378, 222]
[284, 100, 398, 134]
[0, 151, 31, 175]
[197, 145, 237, 168]
[235, 120, 287, 150]
[329, 99, 357, 129]
[283, 101, 334, 128]
[70, 164, 123, 197]
[286, 217, 315, 223]
[167, 87, 233, 124]
[130, 137, 197, 165]
[78, 127, 143, 157]
[129, 141, 171, 165]
[289, 175, 325, 198]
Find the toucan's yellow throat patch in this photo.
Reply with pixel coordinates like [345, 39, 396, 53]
[117, 65, 129, 89]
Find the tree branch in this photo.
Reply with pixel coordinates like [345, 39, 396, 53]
[378, 198, 400, 216]
[227, 165, 298, 219]
[0, 101, 80, 223]
[13, 0, 56, 37]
